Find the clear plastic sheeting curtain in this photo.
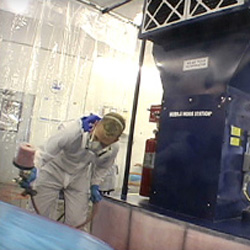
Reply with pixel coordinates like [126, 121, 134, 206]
[0, 0, 138, 183]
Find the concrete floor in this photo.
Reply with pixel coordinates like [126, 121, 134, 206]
[0, 182, 29, 209]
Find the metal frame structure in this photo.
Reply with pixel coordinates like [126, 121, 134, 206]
[141, 0, 244, 35]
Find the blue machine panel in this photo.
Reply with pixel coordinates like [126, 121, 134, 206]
[150, 12, 250, 221]
[151, 94, 226, 220]
[216, 87, 250, 219]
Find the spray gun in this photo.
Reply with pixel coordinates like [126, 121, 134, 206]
[13, 166, 37, 196]
[12, 143, 38, 197]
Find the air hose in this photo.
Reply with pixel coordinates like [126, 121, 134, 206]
[75, 203, 99, 229]
[21, 185, 98, 229]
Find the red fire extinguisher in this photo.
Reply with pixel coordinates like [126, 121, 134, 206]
[139, 104, 161, 197]
[139, 137, 157, 197]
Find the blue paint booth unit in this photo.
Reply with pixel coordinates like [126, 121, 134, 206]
[140, 0, 250, 221]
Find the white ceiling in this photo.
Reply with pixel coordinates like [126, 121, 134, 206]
[87, 0, 144, 23]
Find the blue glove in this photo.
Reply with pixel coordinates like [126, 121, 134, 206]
[81, 114, 101, 132]
[20, 168, 37, 189]
[90, 185, 102, 203]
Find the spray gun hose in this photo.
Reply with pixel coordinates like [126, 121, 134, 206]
[25, 189, 98, 229]
[30, 194, 40, 214]
[75, 203, 99, 229]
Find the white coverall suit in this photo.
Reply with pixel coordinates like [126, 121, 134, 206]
[34, 119, 119, 226]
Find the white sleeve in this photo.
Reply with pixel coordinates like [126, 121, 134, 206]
[34, 120, 82, 168]
[90, 144, 119, 186]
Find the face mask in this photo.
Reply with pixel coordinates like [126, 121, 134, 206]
[86, 132, 111, 157]
[88, 140, 103, 154]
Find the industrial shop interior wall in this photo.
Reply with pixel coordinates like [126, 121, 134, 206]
[0, 0, 162, 193]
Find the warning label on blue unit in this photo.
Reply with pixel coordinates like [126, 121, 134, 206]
[169, 111, 213, 118]
[183, 57, 209, 71]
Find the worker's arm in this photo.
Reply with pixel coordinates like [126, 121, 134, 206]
[90, 143, 119, 203]
[91, 143, 119, 186]
[19, 119, 85, 191]
[35, 120, 82, 168]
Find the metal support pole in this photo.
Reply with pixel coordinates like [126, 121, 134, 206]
[121, 39, 146, 201]
[102, 0, 132, 14]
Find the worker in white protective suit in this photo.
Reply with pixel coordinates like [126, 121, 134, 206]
[99, 164, 119, 195]
[26, 112, 125, 227]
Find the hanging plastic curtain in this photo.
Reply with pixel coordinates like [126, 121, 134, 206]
[0, 0, 138, 183]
